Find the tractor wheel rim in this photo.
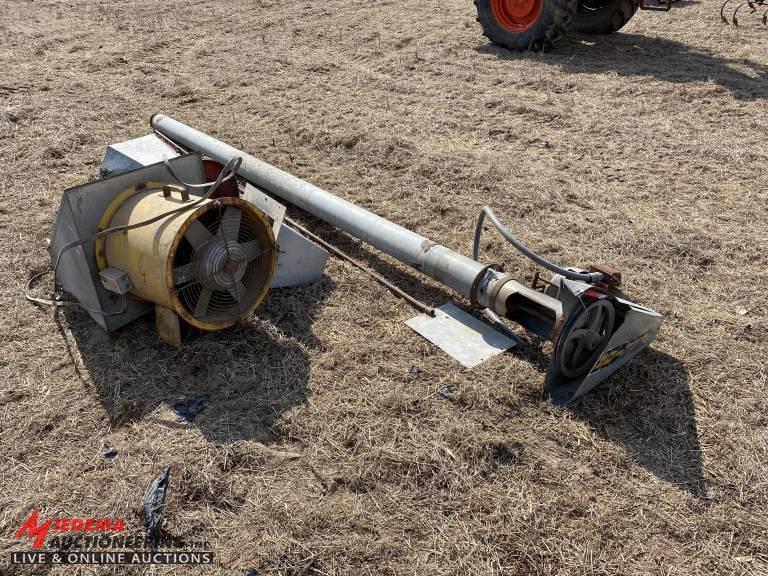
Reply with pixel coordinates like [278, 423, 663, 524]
[491, 0, 543, 32]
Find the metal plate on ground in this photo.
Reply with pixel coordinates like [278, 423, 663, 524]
[406, 303, 517, 368]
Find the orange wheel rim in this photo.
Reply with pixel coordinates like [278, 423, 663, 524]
[491, 0, 543, 32]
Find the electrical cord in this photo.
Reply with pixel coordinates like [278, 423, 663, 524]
[473, 206, 603, 284]
[161, 156, 237, 189]
[470, 205, 602, 344]
[25, 156, 242, 313]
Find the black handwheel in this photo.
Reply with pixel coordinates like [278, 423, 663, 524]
[475, 0, 578, 52]
[556, 299, 615, 379]
[573, 0, 639, 34]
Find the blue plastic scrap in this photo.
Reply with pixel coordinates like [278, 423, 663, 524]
[143, 466, 171, 542]
[171, 394, 209, 423]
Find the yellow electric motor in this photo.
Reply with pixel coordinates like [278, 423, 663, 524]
[94, 182, 276, 345]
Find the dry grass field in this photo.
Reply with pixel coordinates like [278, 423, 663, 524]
[1, 0, 767, 574]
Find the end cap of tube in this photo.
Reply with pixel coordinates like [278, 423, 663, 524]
[149, 113, 167, 128]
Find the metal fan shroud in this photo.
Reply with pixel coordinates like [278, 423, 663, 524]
[100, 187, 276, 331]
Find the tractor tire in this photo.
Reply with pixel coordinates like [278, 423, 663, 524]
[475, 0, 578, 52]
[572, 0, 639, 34]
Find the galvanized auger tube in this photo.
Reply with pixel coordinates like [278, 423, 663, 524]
[151, 113, 664, 405]
[152, 114, 496, 300]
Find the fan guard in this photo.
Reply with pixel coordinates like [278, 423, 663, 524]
[171, 199, 275, 328]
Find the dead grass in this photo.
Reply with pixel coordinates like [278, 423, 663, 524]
[1, 0, 767, 574]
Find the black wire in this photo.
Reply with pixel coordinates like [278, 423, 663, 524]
[473, 206, 603, 284]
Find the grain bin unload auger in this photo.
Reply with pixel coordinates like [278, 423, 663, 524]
[151, 114, 663, 405]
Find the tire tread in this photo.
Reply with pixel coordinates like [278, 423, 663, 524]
[474, 0, 578, 52]
[572, 0, 640, 34]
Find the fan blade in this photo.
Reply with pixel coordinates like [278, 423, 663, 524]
[172, 263, 196, 286]
[239, 240, 263, 262]
[194, 287, 213, 318]
[218, 207, 242, 243]
[185, 219, 214, 250]
[228, 281, 249, 304]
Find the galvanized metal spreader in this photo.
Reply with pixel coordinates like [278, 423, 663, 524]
[151, 114, 664, 405]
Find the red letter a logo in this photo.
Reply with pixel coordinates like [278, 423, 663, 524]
[15, 510, 52, 549]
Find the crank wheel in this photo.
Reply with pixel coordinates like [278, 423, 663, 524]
[556, 299, 615, 379]
[492, 0, 544, 32]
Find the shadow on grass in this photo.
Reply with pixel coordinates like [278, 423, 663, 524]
[264, 225, 706, 498]
[500, 334, 703, 496]
[476, 31, 768, 101]
[571, 348, 705, 497]
[277, 223, 705, 499]
[53, 215, 703, 495]
[56, 277, 333, 445]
